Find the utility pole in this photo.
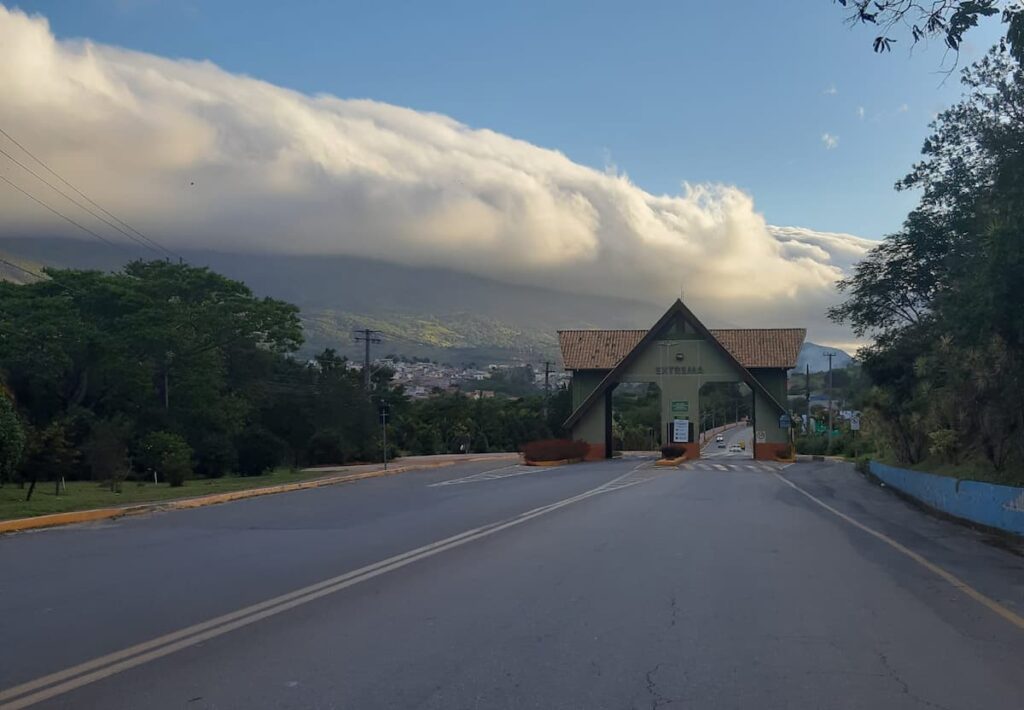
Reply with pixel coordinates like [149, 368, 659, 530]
[353, 329, 382, 390]
[805, 363, 811, 434]
[824, 352, 836, 440]
[163, 351, 174, 411]
[379, 400, 390, 471]
[543, 361, 552, 417]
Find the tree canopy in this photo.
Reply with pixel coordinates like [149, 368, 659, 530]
[829, 47, 1024, 481]
[0, 261, 557, 496]
[836, 1, 1024, 63]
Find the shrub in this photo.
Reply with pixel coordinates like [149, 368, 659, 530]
[235, 427, 287, 476]
[854, 456, 871, 475]
[660, 444, 687, 460]
[193, 434, 237, 479]
[522, 439, 589, 462]
[795, 435, 828, 456]
[138, 431, 193, 487]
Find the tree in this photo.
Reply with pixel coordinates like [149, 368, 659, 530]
[21, 421, 77, 500]
[83, 418, 131, 492]
[138, 431, 193, 487]
[831, 48, 1024, 475]
[0, 391, 25, 486]
[836, 1, 1024, 62]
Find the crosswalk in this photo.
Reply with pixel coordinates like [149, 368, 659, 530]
[430, 459, 787, 488]
[679, 461, 786, 472]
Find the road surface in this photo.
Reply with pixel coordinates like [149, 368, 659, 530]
[702, 424, 752, 458]
[2, 456, 1024, 709]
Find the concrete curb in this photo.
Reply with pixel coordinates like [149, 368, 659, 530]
[655, 455, 688, 467]
[0, 454, 518, 535]
[523, 457, 580, 467]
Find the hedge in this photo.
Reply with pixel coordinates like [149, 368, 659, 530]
[522, 439, 589, 462]
[660, 444, 687, 459]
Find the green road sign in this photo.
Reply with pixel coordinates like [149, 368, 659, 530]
[671, 400, 689, 414]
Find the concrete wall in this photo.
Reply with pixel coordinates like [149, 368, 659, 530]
[571, 371, 605, 411]
[573, 393, 607, 459]
[870, 461, 1024, 536]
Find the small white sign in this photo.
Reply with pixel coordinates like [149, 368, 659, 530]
[756, 430, 767, 443]
[672, 419, 690, 443]
[850, 416, 861, 431]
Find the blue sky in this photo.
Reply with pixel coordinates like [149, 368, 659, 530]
[10, 0, 1006, 239]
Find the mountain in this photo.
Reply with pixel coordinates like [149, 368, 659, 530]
[796, 342, 854, 373]
[0, 237, 663, 364]
[2, 238, 859, 369]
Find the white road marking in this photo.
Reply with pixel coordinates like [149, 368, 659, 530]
[428, 463, 527, 487]
[0, 462, 656, 709]
[713, 464, 728, 471]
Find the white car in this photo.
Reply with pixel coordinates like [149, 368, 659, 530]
[715, 435, 724, 443]
[728, 444, 743, 453]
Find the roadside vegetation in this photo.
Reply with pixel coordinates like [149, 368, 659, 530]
[0, 262, 570, 515]
[828, 47, 1024, 487]
[0, 467, 334, 521]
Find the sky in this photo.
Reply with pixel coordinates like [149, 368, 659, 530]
[0, 2, 1008, 350]
[11, 0, 1004, 238]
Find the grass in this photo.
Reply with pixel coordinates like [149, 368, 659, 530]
[0, 467, 339, 521]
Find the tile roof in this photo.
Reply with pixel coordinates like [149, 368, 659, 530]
[558, 328, 805, 370]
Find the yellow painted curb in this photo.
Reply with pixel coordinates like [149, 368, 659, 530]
[655, 455, 688, 467]
[0, 506, 150, 533]
[523, 458, 581, 467]
[0, 454, 518, 535]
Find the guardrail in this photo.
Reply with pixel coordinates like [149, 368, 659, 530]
[869, 461, 1024, 536]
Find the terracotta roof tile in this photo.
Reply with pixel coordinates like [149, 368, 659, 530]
[558, 328, 805, 370]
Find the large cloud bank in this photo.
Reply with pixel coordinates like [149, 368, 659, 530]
[0, 5, 875, 346]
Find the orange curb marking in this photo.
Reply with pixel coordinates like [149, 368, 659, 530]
[0, 455, 517, 535]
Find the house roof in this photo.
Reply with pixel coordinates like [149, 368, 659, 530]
[558, 327, 805, 370]
[562, 300, 797, 429]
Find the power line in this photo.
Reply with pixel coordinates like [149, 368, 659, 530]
[0, 256, 78, 296]
[0, 173, 127, 251]
[0, 146, 164, 257]
[0, 257, 47, 283]
[0, 125, 181, 260]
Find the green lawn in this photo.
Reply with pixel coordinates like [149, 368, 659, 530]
[0, 468, 337, 521]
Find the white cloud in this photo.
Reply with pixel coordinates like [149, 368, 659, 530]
[856, 106, 865, 120]
[898, 103, 910, 113]
[823, 84, 838, 96]
[821, 133, 839, 150]
[0, 5, 872, 345]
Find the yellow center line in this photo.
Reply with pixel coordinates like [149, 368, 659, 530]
[0, 460, 649, 709]
[774, 472, 1024, 632]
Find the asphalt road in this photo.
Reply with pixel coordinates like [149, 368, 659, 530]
[702, 424, 752, 458]
[3, 456, 1024, 709]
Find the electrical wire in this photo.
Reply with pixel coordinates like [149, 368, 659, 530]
[0, 146, 164, 257]
[0, 125, 181, 260]
[0, 173, 127, 250]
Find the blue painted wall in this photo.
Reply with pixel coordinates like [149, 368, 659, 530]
[869, 461, 1024, 536]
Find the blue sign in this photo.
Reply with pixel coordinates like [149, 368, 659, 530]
[779, 414, 791, 429]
